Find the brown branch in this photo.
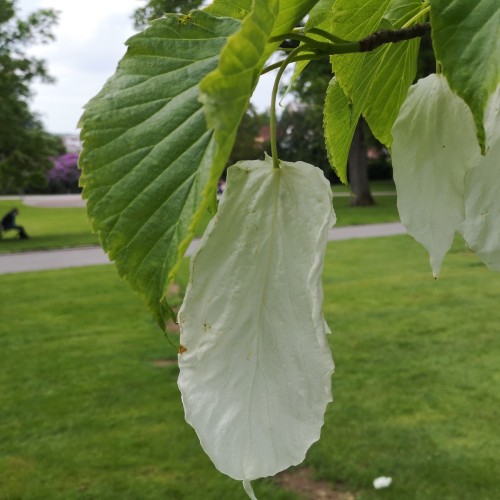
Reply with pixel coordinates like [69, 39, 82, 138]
[359, 23, 431, 52]
[262, 23, 431, 75]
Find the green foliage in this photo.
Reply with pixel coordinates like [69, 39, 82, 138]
[324, 0, 422, 172]
[324, 78, 353, 184]
[278, 105, 333, 178]
[198, 0, 279, 243]
[79, 12, 241, 328]
[277, 59, 333, 178]
[228, 105, 269, 165]
[132, 0, 204, 29]
[205, 0, 252, 19]
[430, 0, 500, 153]
[0, 0, 61, 193]
[80, 1, 319, 327]
[79, 0, 500, 331]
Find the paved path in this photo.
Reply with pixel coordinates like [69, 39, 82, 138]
[1, 190, 397, 209]
[0, 222, 406, 275]
[0, 194, 87, 208]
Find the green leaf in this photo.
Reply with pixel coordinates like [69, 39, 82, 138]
[79, 0, 316, 329]
[78, 11, 241, 327]
[330, 0, 392, 39]
[305, 0, 334, 31]
[323, 77, 360, 184]
[204, 0, 252, 20]
[270, 0, 321, 39]
[205, 0, 318, 37]
[384, 0, 424, 27]
[430, 0, 500, 154]
[178, 156, 335, 482]
[330, 0, 422, 147]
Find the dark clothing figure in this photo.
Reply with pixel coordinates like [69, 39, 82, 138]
[1, 208, 29, 239]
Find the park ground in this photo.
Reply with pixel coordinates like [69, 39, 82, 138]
[1, 185, 500, 499]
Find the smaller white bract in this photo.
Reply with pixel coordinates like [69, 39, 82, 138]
[462, 88, 500, 269]
[391, 74, 479, 277]
[177, 156, 335, 497]
[392, 74, 500, 275]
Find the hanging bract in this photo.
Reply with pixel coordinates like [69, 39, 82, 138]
[461, 86, 500, 269]
[391, 74, 480, 277]
[392, 75, 500, 275]
[177, 156, 335, 493]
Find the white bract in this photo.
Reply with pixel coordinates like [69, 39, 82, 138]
[177, 156, 335, 494]
[391, 74, 480, 277]
[461, 86, 500, 269]
[393, 76, 500, 275]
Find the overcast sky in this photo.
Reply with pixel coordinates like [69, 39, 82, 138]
[18, 0, 275, 134]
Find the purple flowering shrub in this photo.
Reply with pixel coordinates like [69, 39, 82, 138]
[48, 153, 81, 193]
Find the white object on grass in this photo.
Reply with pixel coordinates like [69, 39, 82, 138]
[461, 85, 500, 269]
[373, 476, 392, 489]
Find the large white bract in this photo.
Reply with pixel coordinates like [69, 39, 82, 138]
[177, 157, 335, 491]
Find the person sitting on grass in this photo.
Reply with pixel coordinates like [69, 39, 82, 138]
[1, 208, 29, 239]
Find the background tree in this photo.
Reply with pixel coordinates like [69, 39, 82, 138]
[277, 103, 336, 180]
[281, 59, 376, 205]
[133, 0, 204, 30]
[0, 0, 62, 194]
[227, 104, 269, 167]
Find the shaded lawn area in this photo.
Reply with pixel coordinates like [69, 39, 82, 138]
[3, 235, 499, 497]
[0, 189, 399, 255]
[0, 200, 98, 254]
[332, 195, 399, 226]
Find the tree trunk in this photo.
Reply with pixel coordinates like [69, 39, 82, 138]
[348, 119, 375, 206]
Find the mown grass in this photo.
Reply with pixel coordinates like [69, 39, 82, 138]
[2, 234, 500, 498]
[0, 265, 293, 500]
[0, 200, 97, 254]
[332, 195, 399, 227]
[314, 235, 500, 499]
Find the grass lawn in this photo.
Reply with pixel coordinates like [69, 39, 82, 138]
[0, 200, 97, 254]
[2, 235, 500, 498]
[0, 264, 292, 500]
[332, 195, 399, 227]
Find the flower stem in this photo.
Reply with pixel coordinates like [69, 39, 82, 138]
[270, 47, 303, 169]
